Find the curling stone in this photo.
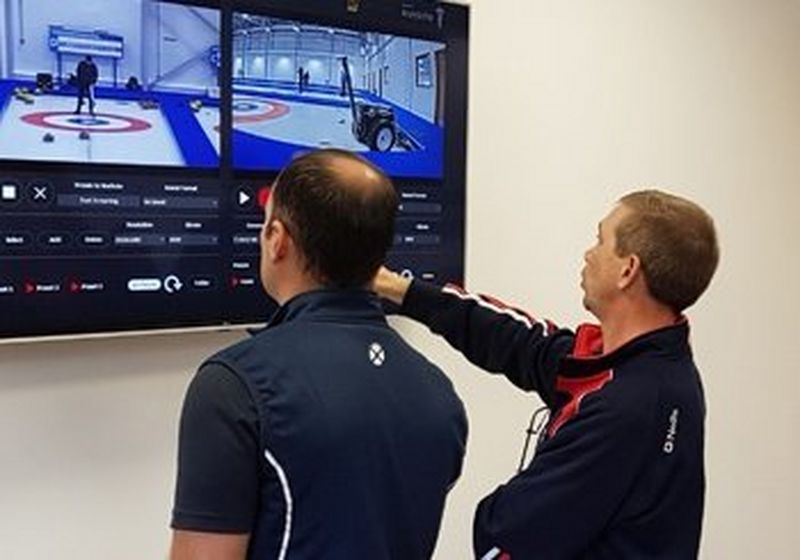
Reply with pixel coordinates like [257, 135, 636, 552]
[79, 130, 90, 141]
[43, 133, 55, 143]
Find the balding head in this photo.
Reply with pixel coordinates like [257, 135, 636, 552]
[327, 152, 386, 191]
[270, 149, 398, 288]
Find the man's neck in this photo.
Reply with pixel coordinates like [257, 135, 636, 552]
[273, 274, 324, 306]
[600, 302, 679, 354]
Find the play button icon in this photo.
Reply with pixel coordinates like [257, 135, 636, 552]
[235, 187, 253, 209]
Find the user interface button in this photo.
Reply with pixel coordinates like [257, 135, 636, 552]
[127, 278, 162, 292]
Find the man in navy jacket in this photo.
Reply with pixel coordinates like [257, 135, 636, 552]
[73, 55, 98, 116]
[170, 149, 467, 560]
[375, 190, 719, 559]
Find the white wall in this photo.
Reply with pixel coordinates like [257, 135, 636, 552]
[367, 37, 442, 121]
[1, 0, 799, 559]
[142, 2, 219, 93]
[234, 28, 364, 86]
[0, 1, 8, 78]
[9, 0, 143, 85]
[4, 0, 217, 92]
[0, 331, 242, 560]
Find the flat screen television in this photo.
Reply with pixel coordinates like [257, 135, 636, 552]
[230, 13, 446, 179]
[0, 0, 468, 339]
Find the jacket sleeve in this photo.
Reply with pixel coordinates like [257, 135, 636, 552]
[400, 280, 574, 405]
[472, 395, 653, 560]
[171, 363, 261, 533]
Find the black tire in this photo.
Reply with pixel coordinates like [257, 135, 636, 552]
[369, 122, 396, 152]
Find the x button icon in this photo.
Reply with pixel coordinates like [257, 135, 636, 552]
[27, 182, 53, 205]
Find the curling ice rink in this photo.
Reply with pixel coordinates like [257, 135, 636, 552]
[194, 95, 381, 153]
[0, 89, 415, 169]
[226, 89, 406, 153]
[0, 93, 186, 166]
[191, 94, 387, 155]
[234, 98, 374, 152]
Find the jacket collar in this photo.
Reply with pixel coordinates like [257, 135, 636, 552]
[255, 288, 386, 331]
[560, 319, 691, 375]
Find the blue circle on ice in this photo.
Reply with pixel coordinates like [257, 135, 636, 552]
[233, 101, 259, 112]
[68, 117, 110, 126]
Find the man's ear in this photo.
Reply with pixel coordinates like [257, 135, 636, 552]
[618, 254, 642, 291]
[263, 219, 291, 262]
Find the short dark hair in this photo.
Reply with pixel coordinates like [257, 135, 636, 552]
[616, 190, 719, 313]
[271, 149, 398, 288]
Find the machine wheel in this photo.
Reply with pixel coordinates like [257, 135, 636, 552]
[369, 122, 396, 152]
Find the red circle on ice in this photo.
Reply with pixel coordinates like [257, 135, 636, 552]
[21, 111, 152, 133]
[232, 99, 290, 124]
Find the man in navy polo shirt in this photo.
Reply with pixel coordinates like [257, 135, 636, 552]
[170, 149, 467, 560]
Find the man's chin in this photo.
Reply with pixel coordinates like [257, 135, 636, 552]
[259, 273, 274, 301]
[582, 295, 599, 318]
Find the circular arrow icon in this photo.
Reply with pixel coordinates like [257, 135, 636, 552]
[164, 275, 183, 294]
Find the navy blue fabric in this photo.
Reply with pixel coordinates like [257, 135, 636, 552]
[207, 289, 467, 560]
[402, 280, 705, 560]
[172, 362, 261, 534]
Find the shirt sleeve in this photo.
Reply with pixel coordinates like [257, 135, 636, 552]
[473, 395, 653, 559]
[401, 280, 575, 405]
[171, 362, 260, 533]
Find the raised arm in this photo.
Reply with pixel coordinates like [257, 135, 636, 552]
[374, 268, 574, 404]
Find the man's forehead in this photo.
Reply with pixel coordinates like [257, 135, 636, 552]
[598, 204, 630, 233]
[605, 203, 629, 222]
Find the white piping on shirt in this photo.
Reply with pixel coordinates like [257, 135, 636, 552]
[263, 447, 293, 560]
[442, 285, 548, 334]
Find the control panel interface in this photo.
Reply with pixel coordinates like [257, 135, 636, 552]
[1, 172, 224, 336]
[0, 0, 468, 338]
[0, 169, 462, 338]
